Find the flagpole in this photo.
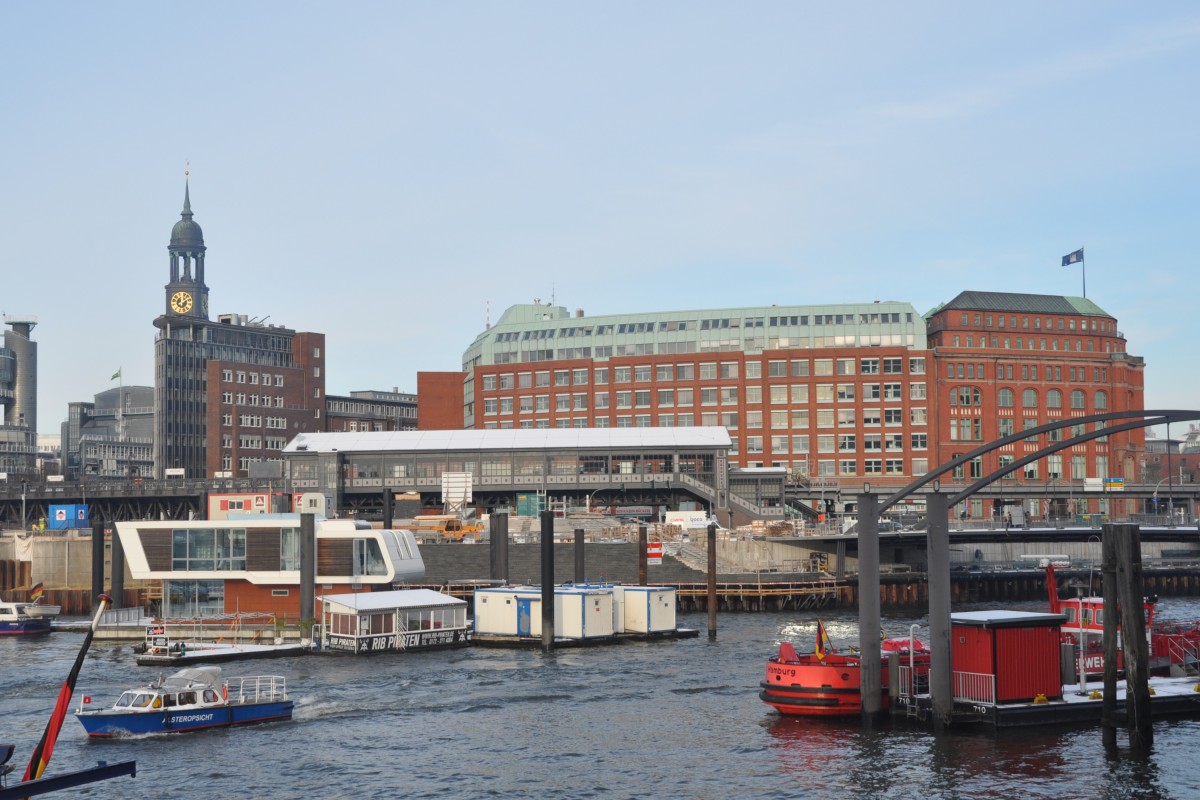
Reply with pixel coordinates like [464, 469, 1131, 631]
[23, 593, 112, 782]
[1081, 245, 1086, 298]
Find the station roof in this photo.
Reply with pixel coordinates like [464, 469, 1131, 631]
[285, 427, 733, 454]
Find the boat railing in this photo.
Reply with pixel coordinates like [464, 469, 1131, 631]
[227, 675, 288, 704]
[1163, 634, 1200, 671]
[952, 671, 996, 706]
[897, 665, 915, 700]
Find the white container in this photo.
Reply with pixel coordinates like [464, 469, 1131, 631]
[554, 587, 614, 639]
[473, 586, 543, 637]
[613, 586, 677, 633]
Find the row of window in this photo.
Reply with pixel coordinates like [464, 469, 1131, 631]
[950, 454, 1110, 482]
[480, 408, 928, 431]
[491, 312, 917, 343]
[947, 334, 1120, 353]
[945, 362, 1110, 383]
[948, 386, 1110, 410]
[221, 392, 287, 408]
[490, 337, 923, 363]
[219, 435, 290, 450]
[955, 312, 1114, 333]
[482, 385, 927, 415]
[221, 369, 286, 387]
[220, 414, 290, 428]
[480, 357, 928, 391]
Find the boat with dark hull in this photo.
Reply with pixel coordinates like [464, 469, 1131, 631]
[0, 600, 52, 635]
[75, 667, 293, 737]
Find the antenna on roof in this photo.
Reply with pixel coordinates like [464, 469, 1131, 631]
[485, 300, 490, 330]
[551, 283, 556, 305]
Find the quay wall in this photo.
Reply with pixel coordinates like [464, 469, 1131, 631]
[5, 535, 1200, 614]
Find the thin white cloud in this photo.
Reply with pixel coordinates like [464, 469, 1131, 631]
[872, 16, 1200, 123]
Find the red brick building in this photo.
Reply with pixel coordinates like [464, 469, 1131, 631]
[206, 330, 326, 478]
[927, 291, 1144, 518]
[429, 293, 1145, 519]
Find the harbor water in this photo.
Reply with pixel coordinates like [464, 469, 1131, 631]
[5, 603, 1200, 799]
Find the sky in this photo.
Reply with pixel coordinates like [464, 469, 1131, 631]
[2, 3, 1198, 436]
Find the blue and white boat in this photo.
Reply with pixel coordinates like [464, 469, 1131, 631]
[0, 600, 52, 635]
[75, 666, 293, 737]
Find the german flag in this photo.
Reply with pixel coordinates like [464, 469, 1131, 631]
[815, 619, 834, 661]
[22, 594, 110, 782]
[29, 582, 44, 603]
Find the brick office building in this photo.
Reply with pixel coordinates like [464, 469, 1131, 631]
[461, 301, 932, 487]
[445, 292, 1145, 519]
[927, 291, 1145, 519]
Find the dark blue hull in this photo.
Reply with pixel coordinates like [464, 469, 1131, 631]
[76, 700, 294, 737]
[0, 621, 52, 635]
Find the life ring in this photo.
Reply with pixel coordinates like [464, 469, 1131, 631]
[222, 685, 228, 701]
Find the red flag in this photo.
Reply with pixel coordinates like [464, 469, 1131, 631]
[82, 696, 92, 705]
[23, 594, 109, 782]
[815, 620, 834, 661]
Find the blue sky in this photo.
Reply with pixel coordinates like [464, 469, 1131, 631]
[3, 3, 1198, 436]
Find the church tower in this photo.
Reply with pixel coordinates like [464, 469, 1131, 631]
[164, 173, 210, 320]
[153, 172, 214, 479]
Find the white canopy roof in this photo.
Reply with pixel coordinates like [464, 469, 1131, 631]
[319, 589, 465, 613]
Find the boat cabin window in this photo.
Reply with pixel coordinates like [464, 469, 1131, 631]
[132, 693, 155, 708]
[115, 692, 138, 708]
[1064, 608, 1077, 624]
[1081, 609, 1093, 625]
[1095, 609, 1104, 625]
[163, 694, 177, 707]
[179, 691, 197, 705]
[203, 689, 220, 703]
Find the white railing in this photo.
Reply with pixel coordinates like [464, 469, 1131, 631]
[952, 671, 996, 705]
[226, 675, 288, 704]
[897, 665, 916, 700]
[101, 606, 148, 626]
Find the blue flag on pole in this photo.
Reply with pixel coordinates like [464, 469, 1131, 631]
[1062, 248, 1084, 266]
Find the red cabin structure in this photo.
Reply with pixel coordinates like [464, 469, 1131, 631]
[951, 611, 1066, 703]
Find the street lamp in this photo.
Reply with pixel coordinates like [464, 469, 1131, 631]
[1152, 477, 1168, 525]
[1046, 474, 1061, 528]
[586, 488, 608, 513]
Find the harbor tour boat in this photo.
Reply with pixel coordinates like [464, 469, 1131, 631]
[0, 600, 52, 635]
[760, 620, 931, 717]
[75, 666, 293, 737]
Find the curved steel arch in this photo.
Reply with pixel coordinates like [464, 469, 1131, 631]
[878, 409, 1200, 515]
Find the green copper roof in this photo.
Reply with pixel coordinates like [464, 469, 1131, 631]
[932, 291, 1110, 318]
[170, 178, 205, 250]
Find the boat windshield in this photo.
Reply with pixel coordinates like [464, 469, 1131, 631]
[114, 692, 138, 708]
[131, 693, 156, 708]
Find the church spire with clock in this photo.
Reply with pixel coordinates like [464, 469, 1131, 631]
[165, 174, 210, 319]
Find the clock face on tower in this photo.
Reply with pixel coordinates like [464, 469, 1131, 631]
[170, 291, 193, 314]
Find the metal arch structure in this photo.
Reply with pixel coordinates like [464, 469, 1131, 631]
[858, 408, 1200, 728]
[877, 409, 1200, 515]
